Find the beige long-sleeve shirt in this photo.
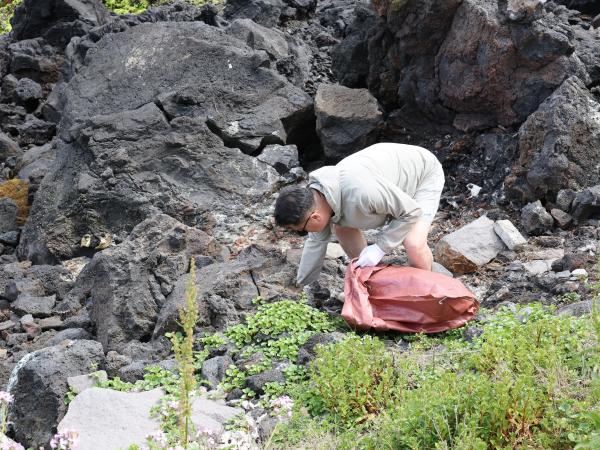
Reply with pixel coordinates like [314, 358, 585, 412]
[297, 143, 442, 285]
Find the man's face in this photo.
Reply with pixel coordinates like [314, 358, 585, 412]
[285, 209, 328, 235]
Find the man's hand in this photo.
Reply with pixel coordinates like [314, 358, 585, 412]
[356, 244, 385, 267]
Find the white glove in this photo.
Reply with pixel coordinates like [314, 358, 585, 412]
[356, 244, 385, 267]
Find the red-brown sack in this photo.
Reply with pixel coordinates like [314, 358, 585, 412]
[342, 261, 479, 333]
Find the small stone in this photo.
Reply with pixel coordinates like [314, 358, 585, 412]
[508, 261, 524, 271]
[520, 248, 564, 261]
[12, 293, 56, 317]
[553, 281, 579, 295]
[570, 268, 588, 279]
[557, 300, 592, 317]
[326, 243, 346, 259]
[0, 320, 15, 331]
[522, 260, 553, 275]
[4, 278, 45, 301]
[6, 332, 29, 346]
[19, 314, 34, 325]
[0, 198, 18, 234]
[0, 231, 19, 246]
[493, 219, 527, 250]
[555, 189, 576, 212]
[496, 301, 517, 312]
[14, 78, 43, 111]
[550, 209, 572, 228]
[257, 144, 299, 175]
[434, 216, 506, 274]
[38, 316, 64, 330]
[22, 320, 41, 338]
[484, 286, 511, 304]
[67, 371, 108, 394]
[553, 270, 571, 279]
[47, 328, 93, 346]
[516, 306, 535, 323]
[571, 185, 600, 221]
[521, 201, 554, 235]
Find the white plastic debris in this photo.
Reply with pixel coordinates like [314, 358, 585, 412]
[467, 183, 482, 198]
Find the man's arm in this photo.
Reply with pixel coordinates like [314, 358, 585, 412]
[296, 226, 331, 285]
[362, 180, 423, 253]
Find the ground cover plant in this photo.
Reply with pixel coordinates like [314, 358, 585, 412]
[268, 301, 600, 450]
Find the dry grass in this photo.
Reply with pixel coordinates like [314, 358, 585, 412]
[0, 179, 29, 225]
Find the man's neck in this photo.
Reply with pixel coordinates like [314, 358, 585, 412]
[313, 188, 334, 218]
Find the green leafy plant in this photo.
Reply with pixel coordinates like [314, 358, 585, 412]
[217, 296, 337, 395]
[0, 0, 21, 34]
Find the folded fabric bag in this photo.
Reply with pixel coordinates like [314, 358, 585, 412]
[342, 261, 479, 333]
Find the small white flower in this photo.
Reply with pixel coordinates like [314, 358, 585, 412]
[0, 392, 13, 404]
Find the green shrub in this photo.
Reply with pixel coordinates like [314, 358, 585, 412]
[303, 335, 407, 425]
[0, 0, 20, 35]
[102, 0, 149, 15]
[274, 304, 599, 450]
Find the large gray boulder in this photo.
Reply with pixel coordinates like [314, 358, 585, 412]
[7, 339, 105, 448]
[314, 83, 383, 160]
[58, 388, 242, 450]
[66, 214, 220, 352]
[18, 21, 311, 264]
[506, 77, 600, 202]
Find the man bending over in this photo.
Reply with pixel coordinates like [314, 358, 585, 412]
[274, 142, 445, 285]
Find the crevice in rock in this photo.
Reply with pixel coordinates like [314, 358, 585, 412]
[282, 110, 323, 166]
[153, 100, 173, 124]
[249, 270, 261, 298]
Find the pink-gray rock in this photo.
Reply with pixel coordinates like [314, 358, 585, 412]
[434, 216, 506, 274]
[550, 208, 572, 228]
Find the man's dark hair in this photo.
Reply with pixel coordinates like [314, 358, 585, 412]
[274, 186, 315, 226]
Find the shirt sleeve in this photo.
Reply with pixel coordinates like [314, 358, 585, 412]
[361, 179, 423, 253]
[296, 225, 331, 285]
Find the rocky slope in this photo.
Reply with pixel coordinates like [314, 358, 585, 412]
[0, 0, 598, 447]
